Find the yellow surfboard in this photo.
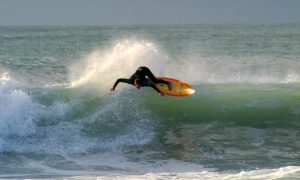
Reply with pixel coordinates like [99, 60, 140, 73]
[156, 77, 196, 96]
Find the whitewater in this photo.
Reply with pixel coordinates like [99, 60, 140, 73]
[0, 24, 299, 179]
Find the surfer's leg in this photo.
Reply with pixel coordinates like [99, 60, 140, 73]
[140, 67, 156, 81]
[142, 67, 162, 83]
[142, 67, 172, 90]
[160, 79, 172, 91]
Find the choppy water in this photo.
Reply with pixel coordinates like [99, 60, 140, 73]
[0, 24, 300, 179]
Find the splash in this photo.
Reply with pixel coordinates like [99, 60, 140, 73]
[69, 39, 168, 89]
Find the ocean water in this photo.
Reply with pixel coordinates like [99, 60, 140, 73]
[0, 24, 300, 179]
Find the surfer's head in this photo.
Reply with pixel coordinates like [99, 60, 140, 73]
[134, 78, 142, 89]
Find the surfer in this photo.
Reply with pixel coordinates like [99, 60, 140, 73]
[110, 66, 171, 96]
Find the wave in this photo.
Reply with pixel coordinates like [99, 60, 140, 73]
[1, 39, 300, 156]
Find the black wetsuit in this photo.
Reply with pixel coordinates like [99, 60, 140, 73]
[112, 66, 169, 93]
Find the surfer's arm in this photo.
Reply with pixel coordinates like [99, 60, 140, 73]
[110, 78, 131, 91]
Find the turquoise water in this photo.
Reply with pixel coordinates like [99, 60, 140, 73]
[0, 24, 300, 179]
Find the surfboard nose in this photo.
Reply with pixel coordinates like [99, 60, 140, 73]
[185, 88, 196, 95]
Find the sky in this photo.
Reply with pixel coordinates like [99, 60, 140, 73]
[0, 0, 299, 25]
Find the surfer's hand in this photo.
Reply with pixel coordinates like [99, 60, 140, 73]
[159, 93, 164, 96]
[109, 87, 115, 92]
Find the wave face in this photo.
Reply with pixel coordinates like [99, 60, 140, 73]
[0, 25, 299, 178]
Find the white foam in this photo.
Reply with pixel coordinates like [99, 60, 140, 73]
[0, 74, 86, 153]
[0, 73, 38, 136]
[48, 154, 300, 180]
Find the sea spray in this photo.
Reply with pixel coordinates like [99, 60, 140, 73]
[68, 37, 300, 89]
[69, 39, 168, 88]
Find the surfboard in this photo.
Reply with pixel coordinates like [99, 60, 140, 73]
[156, 77, 195, 96]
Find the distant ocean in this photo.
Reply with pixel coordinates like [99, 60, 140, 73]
[0, 24, 299, 179]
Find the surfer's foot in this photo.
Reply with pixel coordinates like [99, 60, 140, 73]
[167, 82, 172, 91]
